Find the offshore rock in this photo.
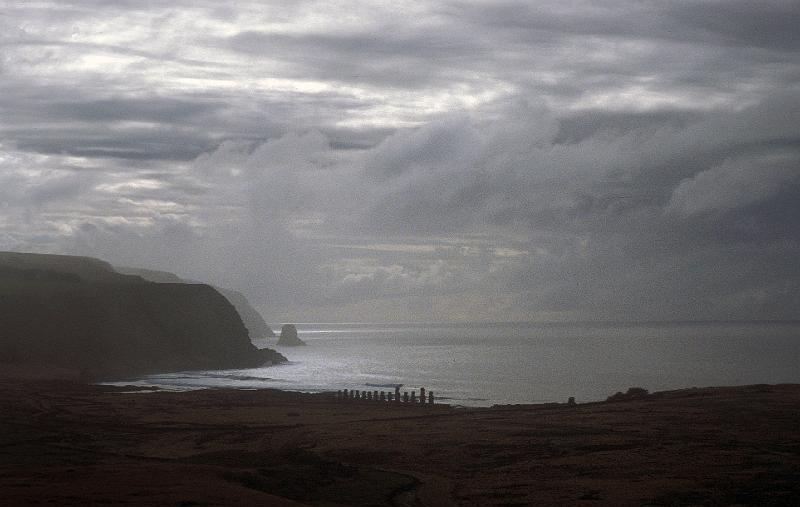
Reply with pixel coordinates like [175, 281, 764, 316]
[277, 324, 306, 346]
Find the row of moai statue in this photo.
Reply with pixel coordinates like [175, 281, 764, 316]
[336, 386, 434, 404]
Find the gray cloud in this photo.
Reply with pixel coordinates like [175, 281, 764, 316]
[0, 1, 798, 322]
[664, 0, 800, 52]
[46, 97, 223, 123]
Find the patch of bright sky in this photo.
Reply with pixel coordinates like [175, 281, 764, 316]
[572, 85, 747, 112]
[116, 198, 183, 213]
[326, 243, 441, 254]
[95, 180, 164, 193]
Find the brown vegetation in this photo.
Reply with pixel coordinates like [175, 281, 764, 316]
[1, 368, 798, 506]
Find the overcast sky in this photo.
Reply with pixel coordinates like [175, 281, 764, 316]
[1, 0, 798, 322]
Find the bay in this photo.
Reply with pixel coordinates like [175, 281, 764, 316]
[120, 321, 800, 406]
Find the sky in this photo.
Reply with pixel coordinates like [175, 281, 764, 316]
[1, 0, 798, 322]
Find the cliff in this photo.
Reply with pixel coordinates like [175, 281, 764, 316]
[0, 252, 286, 379]
[215, 287, 276, 339]
[116, 267, 276, 339]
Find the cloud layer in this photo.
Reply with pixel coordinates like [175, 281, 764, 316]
[1, 1, 798, 321]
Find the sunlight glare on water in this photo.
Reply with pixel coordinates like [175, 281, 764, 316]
[126, 322, 800, 406]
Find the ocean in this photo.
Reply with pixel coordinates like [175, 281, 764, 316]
[117, 321, 800, 406]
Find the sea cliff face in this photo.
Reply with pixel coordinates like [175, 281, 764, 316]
[0, 252, 285, 379]
[115, 266, 276, 339]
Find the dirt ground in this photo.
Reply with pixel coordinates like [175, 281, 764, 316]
[1, 367, 799, 506]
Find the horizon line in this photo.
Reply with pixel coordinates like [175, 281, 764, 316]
[272, 319, 800, 326]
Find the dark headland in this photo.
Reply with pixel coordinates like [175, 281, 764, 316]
[0, 251, 285, 380]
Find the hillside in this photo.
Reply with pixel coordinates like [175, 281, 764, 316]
[0, 252, 285, 379]
[1, 378, 798, 506]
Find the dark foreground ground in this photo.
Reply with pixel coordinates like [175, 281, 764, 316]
[1, 367, 799, 506]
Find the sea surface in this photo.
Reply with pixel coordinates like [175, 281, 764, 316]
[116, 321, 800, 406]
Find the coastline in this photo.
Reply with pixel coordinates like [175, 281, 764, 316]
[2, 365, 799, 506]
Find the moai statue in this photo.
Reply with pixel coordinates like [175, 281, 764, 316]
[410, 391, 416, 403]
[373, 390, 379, 401]
[395, 386, 401, 403]
[387, 392, 393, 402]
[355, 390, 360, 400]
[403, 392, 409, 403]
[428, 391, 434, 404]
[567, 396, 576, 406]
[367, 391, 372, 401]
[343, 389, 349, 401]
[420, 387, 426, 404]
[380, 391, 386, 401]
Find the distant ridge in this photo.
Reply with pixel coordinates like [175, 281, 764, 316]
[0, 251, 139, 283]
[114, 266, 183, 283]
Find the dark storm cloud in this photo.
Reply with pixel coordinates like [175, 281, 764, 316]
[46, 97, 223, 123]
[462, 0, 800, 52]
[664, 0, 800, 52]
[554, 110, 703, 144]
[315, 92, 798, 319]
[13, 129, 217, 161]
[225, 28, 486, 88]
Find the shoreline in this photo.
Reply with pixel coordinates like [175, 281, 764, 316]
[98, 365, 800, 407]
[2, 365, 799, 505]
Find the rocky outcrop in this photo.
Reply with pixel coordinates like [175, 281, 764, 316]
[0, 252, 286, 380]
[606, 387, 650, 402]
[277, 324, 306, 346]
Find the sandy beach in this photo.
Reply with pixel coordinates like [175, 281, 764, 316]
[1, 367, 799, 506]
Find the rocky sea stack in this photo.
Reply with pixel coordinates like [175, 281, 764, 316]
[277, 324, 306, 346]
